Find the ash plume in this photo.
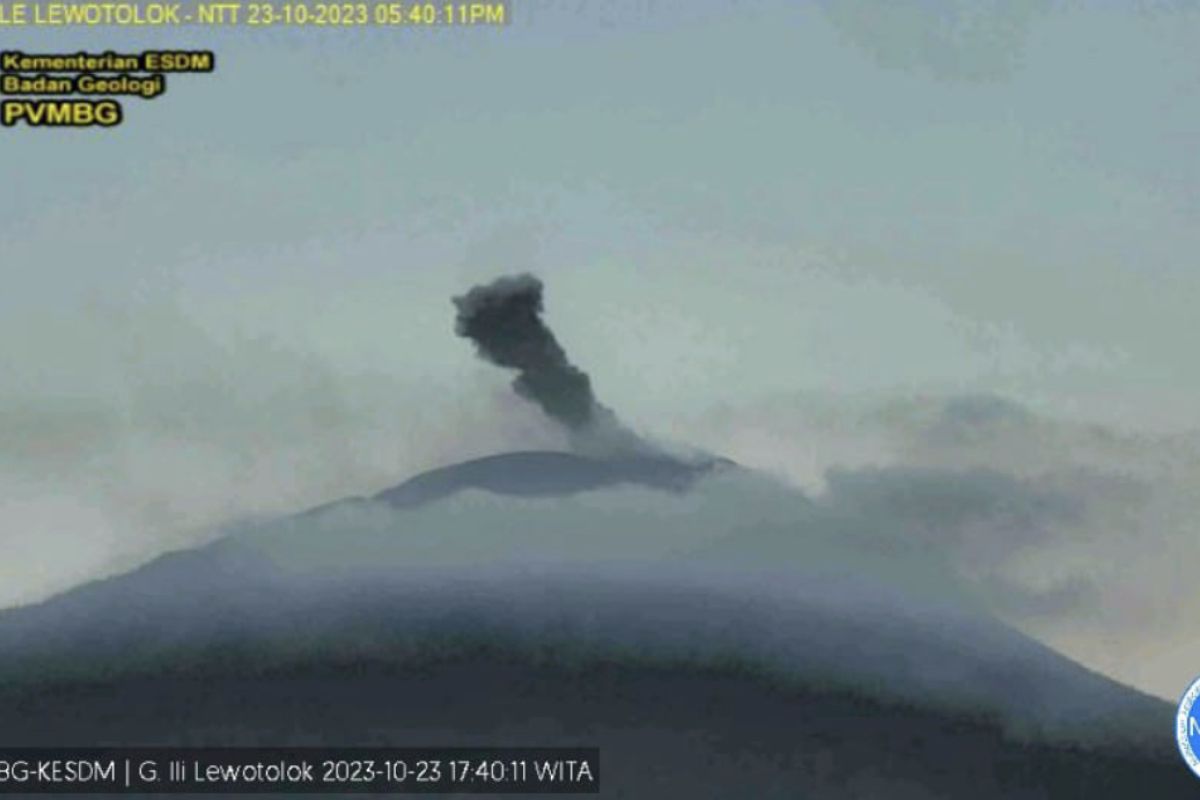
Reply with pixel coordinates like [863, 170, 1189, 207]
[453, 274, 646, 455]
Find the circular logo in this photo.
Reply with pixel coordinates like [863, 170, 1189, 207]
[1177, 675, 1200, 779]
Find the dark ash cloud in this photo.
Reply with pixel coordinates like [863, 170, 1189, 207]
[453, 274, 652, 456]
[454, 274, 601, 431]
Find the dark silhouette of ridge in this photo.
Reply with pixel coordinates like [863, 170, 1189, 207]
[296, 450, 734, 517]
[375, 450, 732, 506]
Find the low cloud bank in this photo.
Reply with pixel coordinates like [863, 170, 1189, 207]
[676, 391, 1200, 700]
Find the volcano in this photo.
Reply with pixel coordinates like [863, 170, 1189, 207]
[0, 450, 1192, 798]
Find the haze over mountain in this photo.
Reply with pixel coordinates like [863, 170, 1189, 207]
[0, 447, 1193, 797]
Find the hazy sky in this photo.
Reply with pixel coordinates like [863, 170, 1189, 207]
[5, 0, 1199, 425]
[2, 1, 1199, 698]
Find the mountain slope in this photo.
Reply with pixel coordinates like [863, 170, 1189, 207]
[0, 451, 1192, 798]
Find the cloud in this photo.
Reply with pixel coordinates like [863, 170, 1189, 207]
[820, 0, 1049, 81]
[818, 463, 1142, 621]
[923, 394, 1037, 446]
[673, 390, 1200, 700]
[0, 302, 566, 609]
[821, 464, 1082, 553]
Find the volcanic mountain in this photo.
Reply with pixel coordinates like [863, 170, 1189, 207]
[0, 449, 1192, 799]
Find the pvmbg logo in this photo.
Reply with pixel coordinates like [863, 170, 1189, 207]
[1177, 675, 1200, 779]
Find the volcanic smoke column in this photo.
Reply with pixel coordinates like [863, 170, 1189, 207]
[453, 274, 644, 454]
